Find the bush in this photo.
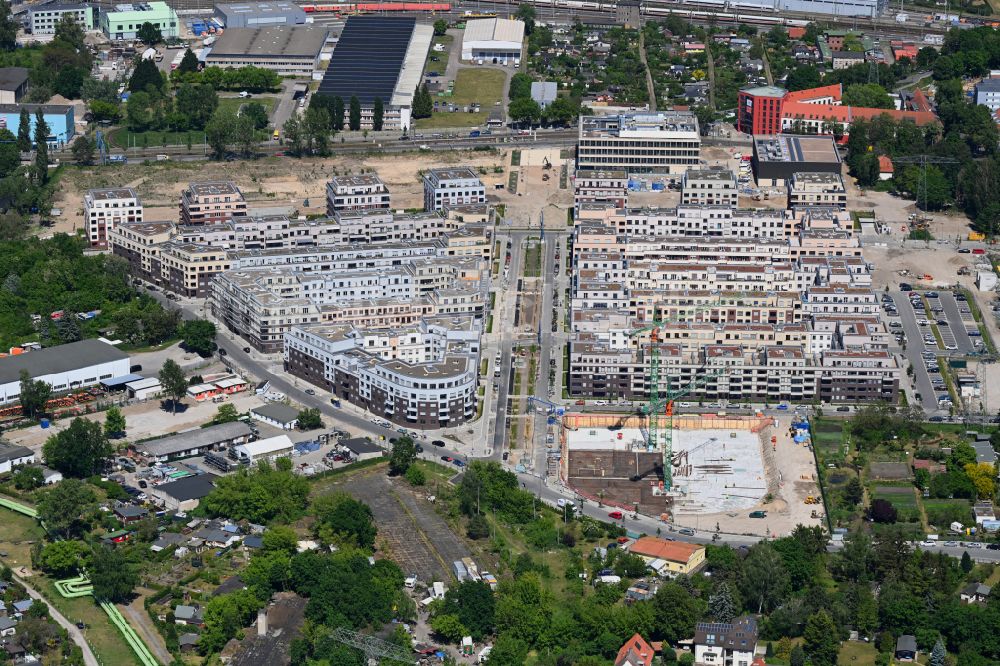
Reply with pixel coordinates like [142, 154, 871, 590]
[404, 465, 425, 486]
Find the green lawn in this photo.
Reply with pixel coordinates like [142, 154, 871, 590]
[837, 640, 878, 665]
[39, 578, 140, 666]
[523, 242, 541, 277]
[217, 95, 278, 118]
[415, 68, 506, 129]
[109, 128, 206, 149]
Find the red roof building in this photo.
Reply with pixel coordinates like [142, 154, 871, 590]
[737, 83, 938, 136]
[787, 26, 806, 40]
[878, 155, 894, 180]
[615, 634, 657, 666]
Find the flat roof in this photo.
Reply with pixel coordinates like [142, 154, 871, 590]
[0, 68, 28, 91]
[136, 421, 251, 457]
[86, 188, 138, 201]
[341, 437, 382, 454]
[0, 340, 129, 386]
[0, 104, 71, 115]
[754, 134, 841, 164]
[207, 25, 328, 59]
[250, 402, 300, 424]
[187, 181, 242, 197]
[216, 1, 304, 16]
[237, 434, 294, 457]
[463, 17, 525, 44]
[317, 16, 415, 106]
[155, 474, 217, 501]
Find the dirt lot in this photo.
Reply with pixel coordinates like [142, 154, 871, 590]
[322, 470, 469, 583]
[5, 386, 268, 451]
[672, 415, 823, 538]
[53, 149, 518, 235]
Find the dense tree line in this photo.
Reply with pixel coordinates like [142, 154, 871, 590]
[0, 235, 179, 348]
[202, 458, 310, 524]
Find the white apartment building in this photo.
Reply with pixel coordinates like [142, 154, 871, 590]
[29, 4, 94, 35]
[423, 167, 487, 211]
[84, 188, 143, 248]
[577, 111, 700, 175]
[787, 172, 848, 210]
[681, 168, 738, 207]
[573, 169, 628, 214]
[325, 173, 391, 215]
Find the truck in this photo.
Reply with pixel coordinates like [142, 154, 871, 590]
[453, 560, 469, 582]
[969, 231, 986, 241]
[461, 557, 480, 581]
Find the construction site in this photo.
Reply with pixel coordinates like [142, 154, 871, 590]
[560, 412, 777, 519]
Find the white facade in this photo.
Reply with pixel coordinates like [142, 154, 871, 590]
[0, 340, 131, 405]
[29, 5, 93, 35]
[461, 18, 524, 63]
[693, 644, 755, 666]
[233, 434, 294, 463]
[975, 79, 1000, 112]
[0, 446, 34, 475]
[423, 168, 486, 211]
[85, 188, 143, 248]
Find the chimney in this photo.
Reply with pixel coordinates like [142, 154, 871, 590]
[257, 609, 267, 637]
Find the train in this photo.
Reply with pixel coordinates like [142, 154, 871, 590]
[301, 2, 450, 12]
[529, 0, 810, 26]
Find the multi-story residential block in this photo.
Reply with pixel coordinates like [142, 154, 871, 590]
[693, 617, 758, 666]
[325, 173, 391, 216]
[574, 169, 629, 214]
[159, 243, 232, 298]
[212, 254, 487, 352]
[751, 134, 843, 187]
[109, 222, 173, 284]
[975, 78, 1000, 112]
[577, 111, 700, 175]
[787, 172, 848, 210]
[285, 317, 481, 429]
[179, 181, 247, 225]
[566, 204, 898, 404]
[681, 168, 738, 207]
[423, 167, 487, 211]
[84, 188, 143, 248]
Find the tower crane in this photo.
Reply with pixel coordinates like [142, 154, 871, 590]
[628, 297, 742, 490]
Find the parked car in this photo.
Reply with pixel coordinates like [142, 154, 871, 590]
[432, 440, 446, 447]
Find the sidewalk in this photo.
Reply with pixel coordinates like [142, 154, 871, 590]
[12, 574, 99, 666]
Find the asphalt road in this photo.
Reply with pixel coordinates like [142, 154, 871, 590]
[13, 574, 99, 666]
[490, 231, 524, 458]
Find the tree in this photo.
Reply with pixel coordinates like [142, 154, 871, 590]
[282, 116, 304, 156]
[652, 582, 705, 643]
[509, 73, 533, 101]
[961, 550, 973, 573]
[803, 610, 840, 666]
[790, 645, 806, 666]
[69, 134, 96, 165]
[544, 96, 577, 126]
[42, 417, 113, 478]
[234, 113, 258, 157]
[373, 97, 384, 132]
[12, 466, 43, 490]
[509, 98, 541, 126]
[869, 498, 897, 524]
[302, 106, 330, 156]
[843, 476, 864, 506]
[37, 479, 95, 538]
[412, 85, 432, 119]
[842, 83, 894, 109]
[33, 111, 49, 184]
[175, 83, 218, 130]
[516, 4, 536, 35]
[442, 581, 494, 640]
[430, 614, 467, 643]
[708, 582, 738, 623]
[0, 0, 16, 51]
[929, 638, 946, 666]
[158, 359, 188, 414]
[179, 319, 217, 356]
[241, 102, 269, 130]
[178, 47, 200, 74]
[205, 108, 236, 160]
[964, 462, 997, 498]
[740, 543, 790, 613]
[786, 64, 822, 91]
[389, 437, 416, 475]
[19, 369, 51, 420]
[348, 95, 361, 131]
[128, 57, 163, 93]
[104, 406, 126, 439]
[297, 407, 323, 430]
[213, 403, 239, 424]
[136, 22, 162, 45]
[16, 107, 30, 152]
[333, 95, 345, 131]
[313, 492, 376, 549]
[200, 590, 263, 655]
[205, 462, 310, 524]
[433, 19, 448, 36]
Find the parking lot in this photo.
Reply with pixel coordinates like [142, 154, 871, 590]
[888, 286, 984, 415]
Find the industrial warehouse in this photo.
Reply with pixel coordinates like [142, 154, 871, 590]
[203, 25, 331, 76]
[316, 15, 432, 130]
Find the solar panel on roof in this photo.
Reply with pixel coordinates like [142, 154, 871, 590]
[317, 16, 416, 105]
